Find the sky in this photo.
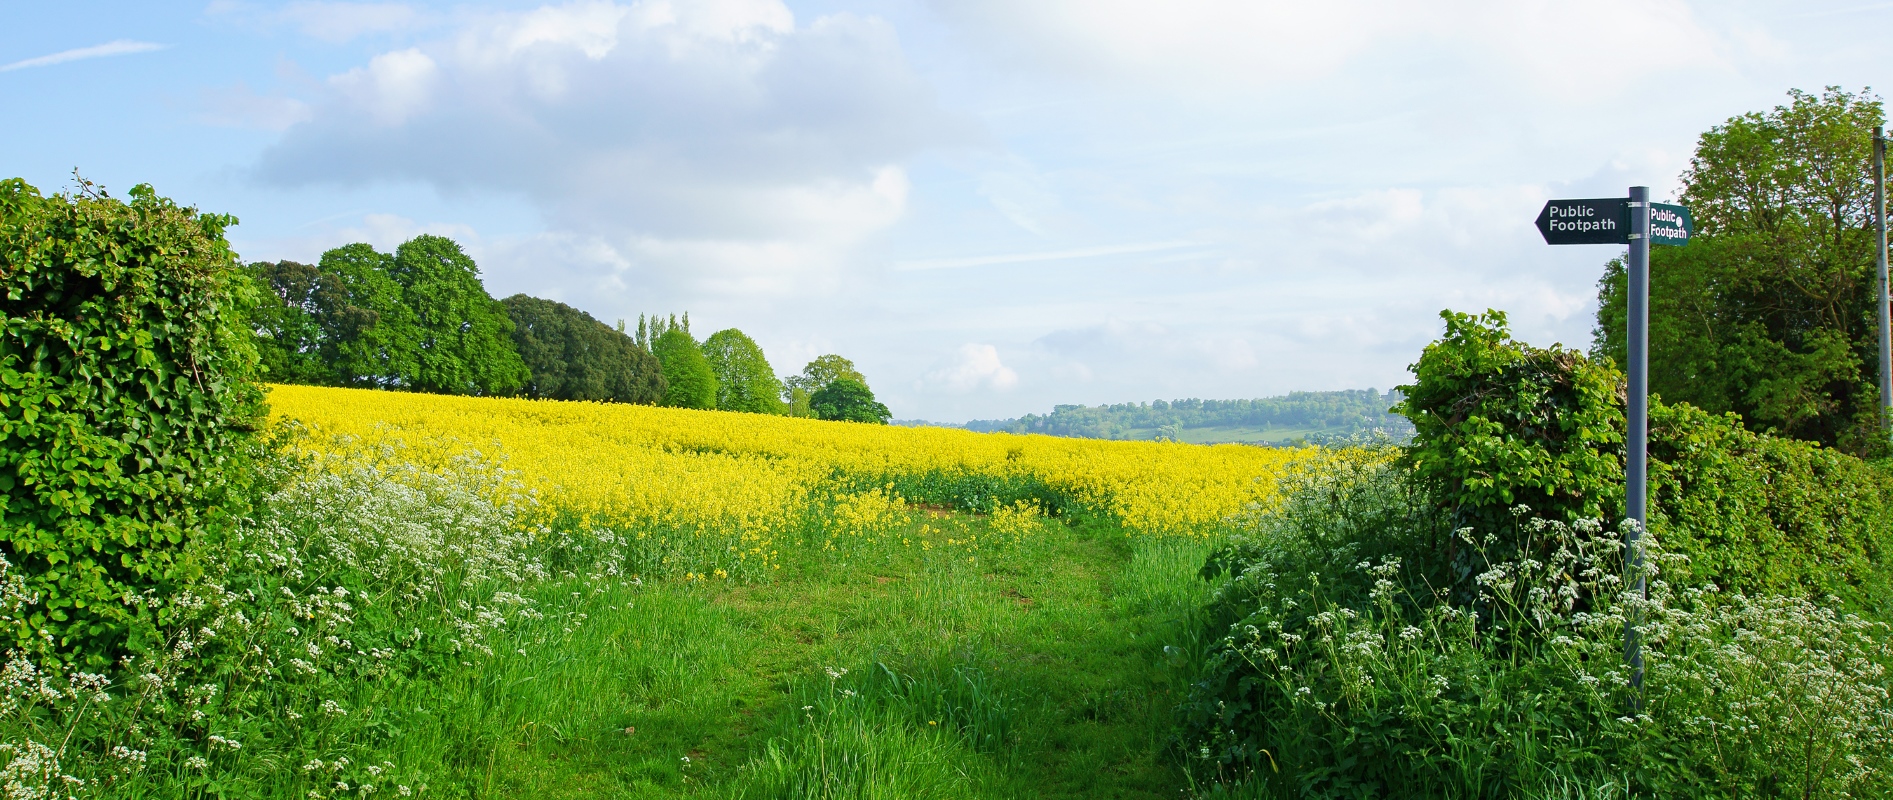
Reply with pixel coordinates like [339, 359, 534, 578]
[5, 1, 1892, 422]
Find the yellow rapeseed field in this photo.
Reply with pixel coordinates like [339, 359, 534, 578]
[266, 385, 1307, 569]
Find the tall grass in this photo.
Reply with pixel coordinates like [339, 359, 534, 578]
[0, 442, 1217, 798]
[1177, 453, 1893, 799]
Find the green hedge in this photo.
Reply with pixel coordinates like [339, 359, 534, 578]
[0, 178, 261, 662]
[1650, 402, 1892, 608]
[1396, 308, 1893, 608]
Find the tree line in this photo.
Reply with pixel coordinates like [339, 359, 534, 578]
[247, 237, 891, 423]
[1594, 87, 1893, 458]
[961, 389, 1411, 439]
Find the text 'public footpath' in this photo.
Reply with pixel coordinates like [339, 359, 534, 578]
[1546, 203, 1620, 234]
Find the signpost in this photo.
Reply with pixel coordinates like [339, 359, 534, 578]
[1876, 127, 1891, 439]
[1535, 187, 1691, 701]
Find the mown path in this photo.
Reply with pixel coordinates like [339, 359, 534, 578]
[404, 519, 1216, 798]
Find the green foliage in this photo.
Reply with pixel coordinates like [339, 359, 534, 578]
[1395, 310, 1625, 557]
[1593, 87, 1892, 456]
[1179, 459, 1893, 799]
[653, 327, 718, 409]
[247, 237, 529, 397]
[246, 260, 351, 385]
[390, 235, 528, 396]
[703, 328, 785, 414]
[315, 242, 417, 388]
[812, 378, 891, 424]
[786, 354, 867, 400]
[0, 177, 262, 661]
[501, 294, 664, 404]
[1398, 307, 1893, 607]
[964, 389, 1412, 441]
[1647, 401, 1893, 607]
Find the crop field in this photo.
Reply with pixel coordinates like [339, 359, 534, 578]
[226, 384, 1313, 797]
[269, 384, 1307, 577]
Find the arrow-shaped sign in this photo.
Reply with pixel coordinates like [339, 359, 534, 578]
[1536, 198, 1628, 245]
[1649, 203, 1693, 246]
[1535, 198, 1694, 246]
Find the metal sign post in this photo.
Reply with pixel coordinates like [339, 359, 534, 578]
[1876, 127, 1891, 438]
[1623, 186, 1650, 697]
[1534, 186, 1689, 701]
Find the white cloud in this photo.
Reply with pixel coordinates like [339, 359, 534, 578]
[893, 240, 1194, 271]
[338, 213, 480, 252]
[1, 40, 166, 72]
[922, 344, 1019, 393]
[256, 1, 972, 300]
[279, 2, 431, 43]
[930, 0, 1735, 99]
[328, 48, 439, 126]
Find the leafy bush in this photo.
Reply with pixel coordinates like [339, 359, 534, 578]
[0, 177, 262, 661]
[1394, 309, 1623, 547]
[1178, 457, 1893, 799]
[812, 378, 892, 424]
[1648, 402, 1893, 607]
[1398, 308, 1893, 608]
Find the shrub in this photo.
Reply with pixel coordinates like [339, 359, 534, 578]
[812, 378, 891, 424]
[1179, 458, 1893, 799]
[1648, 402, 1893, 608]
[0, 177, 262, 661]
[1394, 310, 1623, 574]
[0, 444, 552, 797]
[1398, 308, 1893, 609]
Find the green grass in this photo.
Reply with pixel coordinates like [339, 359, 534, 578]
[328, 515, 1217, 798]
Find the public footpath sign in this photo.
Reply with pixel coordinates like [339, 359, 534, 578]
[1536, 198, 1629, 244]
[1535, 197, 1694, 246]
[1533, 187, 1691, 706]
[1649, 203, 1693, 246]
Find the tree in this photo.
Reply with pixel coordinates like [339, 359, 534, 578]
[392, 236, 529, 396]
[786, 386, 813, 418]
[1593, 87, 1890, 455]
[702, 329, 786, 414]
[785, 354, 868, 416]
[316, 243, 415, 389]
[501, 295, 665, 404]
[653, 327, 718, 409]
[246, 260, 334, 385]
[811, 378, 891, 424]
[246, 259, 387, 386]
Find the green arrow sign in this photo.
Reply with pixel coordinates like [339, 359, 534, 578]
[1650, 203, 1693, 246]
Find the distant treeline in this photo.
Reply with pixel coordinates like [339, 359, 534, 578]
[246, 235, 892, 422]
[961, 389, 1410, 439]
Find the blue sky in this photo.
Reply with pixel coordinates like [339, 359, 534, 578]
[6, 1, 1891, 421]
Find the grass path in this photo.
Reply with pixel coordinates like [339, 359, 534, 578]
[383, 519, 1216, 798]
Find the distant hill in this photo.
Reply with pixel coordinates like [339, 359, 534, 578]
[902, 389, 1413, 446]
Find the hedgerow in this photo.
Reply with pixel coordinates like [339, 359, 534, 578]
[1395, 309, 1893, 608]
[0, 177, 263, 662]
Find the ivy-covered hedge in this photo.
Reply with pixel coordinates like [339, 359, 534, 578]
[1395, 309, 1892, 608]
[0, 178, 262, 662]
[1650, 402, 1892, 607]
